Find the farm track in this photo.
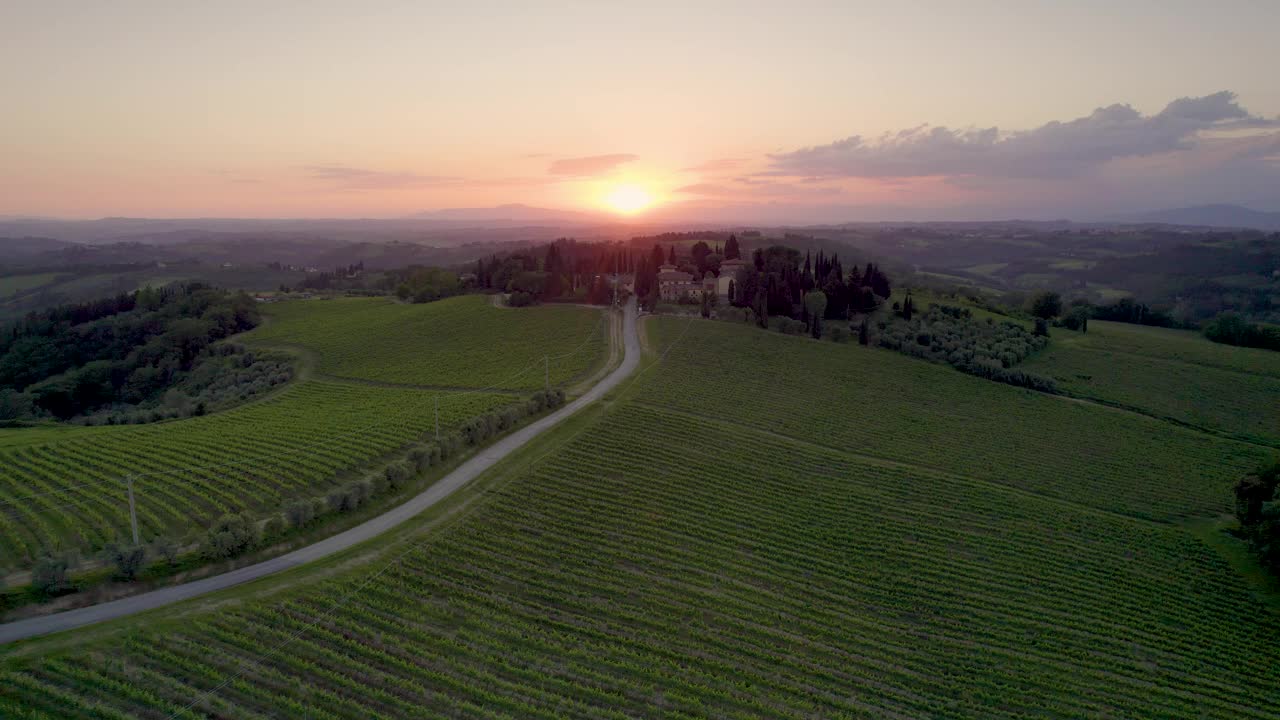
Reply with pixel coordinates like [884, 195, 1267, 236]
[0, 299, 638, 644]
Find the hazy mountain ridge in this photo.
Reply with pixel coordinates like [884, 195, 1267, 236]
[1118, 204, 1280, 230]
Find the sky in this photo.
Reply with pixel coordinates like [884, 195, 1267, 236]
[2, 0, 1279, 222]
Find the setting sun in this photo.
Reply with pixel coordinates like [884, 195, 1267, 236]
[604, 184, 653, 214]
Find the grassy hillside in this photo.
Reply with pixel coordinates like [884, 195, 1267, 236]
[0, 273, 61, 298]
[0, 296, 607, 570]
[1023, 321, 1280, 446]
[0, 382, 510, 566]
[5, 315, 1279, 718]
[246, 295, 606, 390]
[646, 318, 1268, 521]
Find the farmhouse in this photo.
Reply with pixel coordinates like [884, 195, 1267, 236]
[657, 264, 697, 301]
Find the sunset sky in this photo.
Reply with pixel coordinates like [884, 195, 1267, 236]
[3, 1, 1279, 221]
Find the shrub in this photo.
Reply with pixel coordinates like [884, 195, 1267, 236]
[385, 461, 412, 489]
[370, 471, 390, 496]
[827, 326, 850, 343]
[31, 553, 74, 595]
[285, 499, 316, 528]
[204, 513, 259, 559]
[151, 536, 180, 566]
[438, 433, 463, 459]
[327, 487, 348, 513]
[507, 291, 535, 307]
[103, 542, 148, 581]
[409, 446, 432, 472]
[877, 305, 1055, 393]
[263, 514, 286, 541]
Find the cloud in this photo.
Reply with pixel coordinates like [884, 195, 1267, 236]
[768, 91, 1279, 180]
[306, 165, 462, 190]
[547, 153, 637, 176]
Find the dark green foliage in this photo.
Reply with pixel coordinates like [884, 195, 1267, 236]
[0, 284, 265, 421]
[383, 265, 461, 304]
[285, 499, 317, 528]
[326, 486, 351, 513]
[1233, 461, 1280, 574]
[901, 294, 915, 321]
[203, 513, 259, 559]
[1204, 312, 1280, 351]
[507, 291, 535, 307]
[1030, 291, 1062, 320]
[409, 445, 432, 472]
[1034, 318, 1050, 337]
[879, 304, 1056, 392]
[102, 542, 147, 581]
[769, 316, 806, 336]
[803, 290, 827, 338]
[1090, 297, 1184, 328]
[385, 461, 413, 490]
[150, 536, 179, 566]
[1059, 304, 1091, 332]
[30, 553, 74, 595]
[724, 234, 741, 260]
[262, 514, 286, 541]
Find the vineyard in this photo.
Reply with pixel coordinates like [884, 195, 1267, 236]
[1022, 320, 1280, 446]
[0, 381, 512, 567]
[639, 317, 1271, 521]
[245, 295, 607, 390]
[0, 297, 609, 571]
[3, 378, 1279, 716]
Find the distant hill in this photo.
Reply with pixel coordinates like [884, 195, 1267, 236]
[1122, 204, 1280, 230]
[0, 236, 76, 260]
[409, 204, 602, 224]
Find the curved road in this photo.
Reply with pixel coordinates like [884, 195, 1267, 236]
[0, 298, 639, 644]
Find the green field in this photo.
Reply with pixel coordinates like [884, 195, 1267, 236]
[646, 319, 1267, 521]
[0, 274, 60, 298]
[0, 382, 511, 566]
[0, 297, 607, 569]
[1024, 321, 1280, 446]
[4, 314, 1278, 718]
[246, 296, 606, 390]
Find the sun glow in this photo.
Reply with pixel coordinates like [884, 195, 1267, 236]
[603, 184, 654, 214]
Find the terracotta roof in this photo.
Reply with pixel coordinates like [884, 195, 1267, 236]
[658, 271, 693, 281]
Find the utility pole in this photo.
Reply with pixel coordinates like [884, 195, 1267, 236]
[127, 477, 139, 545]
[434, 396, 440, 440]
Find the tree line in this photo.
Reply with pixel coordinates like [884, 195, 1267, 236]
[1233, 461, 1280, 575]
[0, 284, 262, 422]
[727, 244, 891, 338]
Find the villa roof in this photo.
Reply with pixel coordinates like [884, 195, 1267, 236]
[657, 271, 694, 281]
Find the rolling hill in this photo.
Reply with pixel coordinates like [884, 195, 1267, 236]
[4, 312, 1277, 718]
